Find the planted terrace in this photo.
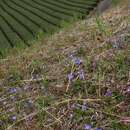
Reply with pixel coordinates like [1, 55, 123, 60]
[0, 0, 100, 54]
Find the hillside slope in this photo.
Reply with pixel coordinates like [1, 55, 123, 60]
[0, 0, 130, 130]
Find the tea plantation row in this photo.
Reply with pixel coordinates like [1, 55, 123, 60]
[0, 0, 99, 54]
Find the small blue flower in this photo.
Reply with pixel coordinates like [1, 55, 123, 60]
[83, 124, 92, 130]
[73, 58, 82, 65]
[105, 90, 112, 97]
[9, 88, 17, 93]
[68, 73, 74, 81]
[10, 115, 17, 121]
[81, 105, 88, 111]
[127, 86, 130, 93]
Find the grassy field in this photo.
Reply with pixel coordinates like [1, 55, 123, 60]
[0, 0, 100, 55]
[0, 0, 130, 130]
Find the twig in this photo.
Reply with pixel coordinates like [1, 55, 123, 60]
[43, 108, 62, 124]
[21, 77, 45, 83]
[44, 110, 69, 128]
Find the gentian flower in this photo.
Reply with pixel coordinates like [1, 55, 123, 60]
[68, 73, 74, 81]
[9, 88, 17, 93]
[127, 86, 130, 93]
[73, 57, 82, 65]
[105, 90, 112, 97]
[83, 124, 92, 130]
[10, 115, 17, 121]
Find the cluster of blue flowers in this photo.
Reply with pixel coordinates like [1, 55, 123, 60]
[83, 124, 102, 130]
[105, 89, 112, 97]
[9, 87, 17, 93]
[67, 54, 85, 82]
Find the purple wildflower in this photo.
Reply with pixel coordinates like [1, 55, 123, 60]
[105, 90, 112, 97]
[73, 57, 82, 65]
[83, 124, 92, 130]
[9, 88, 17, 93]
[68, 73, 74, 81]
[81, 105, 88, 111]
[127, 86, 130, 93]
[78, 69, 85, 80]
[10, 115, 17, 121]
